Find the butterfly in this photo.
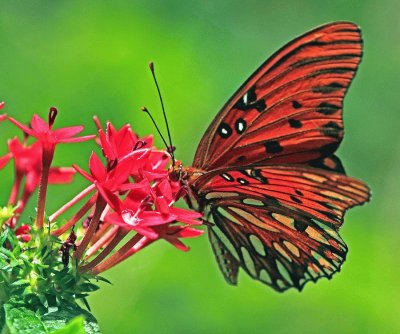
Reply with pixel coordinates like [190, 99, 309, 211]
[167, 21, 370, 292]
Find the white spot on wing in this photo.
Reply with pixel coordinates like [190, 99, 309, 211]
[237, 121, 244, 132]
[243, 93, 248, 105]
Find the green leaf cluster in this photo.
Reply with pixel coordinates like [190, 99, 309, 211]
[0, 215, 107, 333]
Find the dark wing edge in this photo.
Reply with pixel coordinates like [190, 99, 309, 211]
[208, 227, 240, 285]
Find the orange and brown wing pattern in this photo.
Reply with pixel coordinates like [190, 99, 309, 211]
[193, 165, 369, 291]
[193, 22, 362, 170]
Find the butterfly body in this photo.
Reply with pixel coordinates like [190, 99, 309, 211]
[172, 22, 370, 292]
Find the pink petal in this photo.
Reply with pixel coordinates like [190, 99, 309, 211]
[155, 196, 170, 215]
[48, 167, 75, 184]
[72, 164, 94, 182]
[169, 207, 203, 225]
[89, 152, 107, 181]
[98, 129, 114, 160]
[7, 116, 35, 137]
[0, 152, 12, 170]
[139, 211, 175, 226]
[53, 125, 84, 139]
[24, 170, 41, 193]
[174, 227, 204, 238]
[31, 114, 49, 133]
[132, 226, 159, 239]
[58, 134, 96, 143]
[97, 186, 123, 212]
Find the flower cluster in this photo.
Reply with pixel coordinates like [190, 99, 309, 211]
[0, 103, 203, 310]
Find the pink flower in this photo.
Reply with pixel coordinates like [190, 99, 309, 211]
[0, 138, 75, 213]
[97, 122, 147, 161]
[101, 176, 202, 240]
[8, 108, 95, 151]
[73, 150, 150, 195]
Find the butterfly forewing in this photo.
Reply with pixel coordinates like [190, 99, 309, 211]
[193, 22, 362, 170]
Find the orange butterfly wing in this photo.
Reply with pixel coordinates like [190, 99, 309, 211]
[185, 22, 369, 291]
[191, 166, 370, 291]
[193, 21, 362, 170]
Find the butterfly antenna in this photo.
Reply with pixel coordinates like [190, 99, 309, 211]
[149, 62, 175, 165]
[141, 106, 170, 152]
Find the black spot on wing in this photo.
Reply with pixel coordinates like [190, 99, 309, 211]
[251, 169, 269, 184]
[313, 82, 344, 94]
[320, 143, 338, 156]
[217, 122, 232, 138]
[290, 196, 302, 203]
[234, 85, 267, 112]
[265, 141, 283, 153]
[294, 220, 308, 232]
[292, 101, 302, 109]
[308, 155, 345, 175]
[288, 119, 302, 128]
[317, 102, 341, 115]
[321, 122, 342, 138]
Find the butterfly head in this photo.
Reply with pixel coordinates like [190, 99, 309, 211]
[168, 160, 187, 182]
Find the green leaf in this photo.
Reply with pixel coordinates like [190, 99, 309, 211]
[0, 229, 9, 246]
[4, 303, 48, 334]
[10, 279, 30, 287]
[50, 316, 85, 334]
[94, 276, 112, 285]
[42, 303, 100, 334]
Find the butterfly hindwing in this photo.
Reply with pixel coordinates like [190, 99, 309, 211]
[191, 165, 369, 290]
[209, 203, 348, 291]
[193, 22, 362, 170]
[208, 227, 240, 285]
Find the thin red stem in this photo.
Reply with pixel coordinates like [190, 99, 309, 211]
[79, 228, 128, 273]
[73, 196, 106, 260]
[49, 184, 96, 223]
[36, 147, 55, 229]
[85, 225, 119, 259]
[90, 234, 151, 275]
[51, 194, 97, 237]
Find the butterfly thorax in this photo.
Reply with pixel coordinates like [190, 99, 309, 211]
[168, 161, 207, 211]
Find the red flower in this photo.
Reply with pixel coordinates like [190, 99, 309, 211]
[7, 108, 96, 228]
[97, 122, 148, 161]
[8, 108, 95, 151]
[0, 138, 75, 208]
[73, 150, 150, 195]
[101, 176, 202, 240]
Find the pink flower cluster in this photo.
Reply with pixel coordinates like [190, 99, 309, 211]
[0, 103, 203, 274]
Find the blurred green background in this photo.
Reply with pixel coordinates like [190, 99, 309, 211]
[0, 0, 398, 333]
